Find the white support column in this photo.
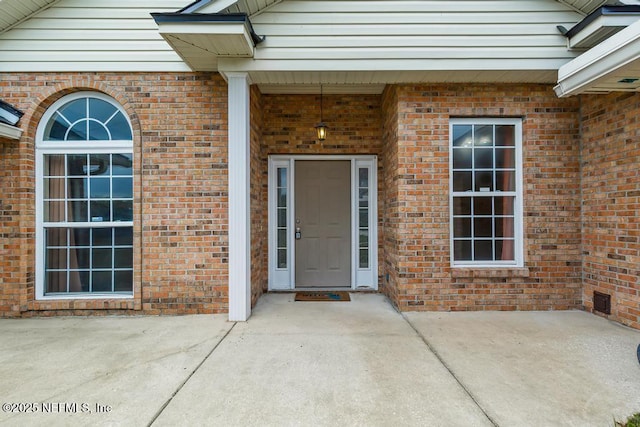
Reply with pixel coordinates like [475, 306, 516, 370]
[227, 72, 252, 321]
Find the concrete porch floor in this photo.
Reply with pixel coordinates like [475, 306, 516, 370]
[0, 293, 638, 426]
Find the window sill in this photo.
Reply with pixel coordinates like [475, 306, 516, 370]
[451, 267, 530, 278]
[28, 297, 137, 312]
[38, 293, 133, 300]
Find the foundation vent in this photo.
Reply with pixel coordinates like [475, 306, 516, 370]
[593, 291, 611, 315]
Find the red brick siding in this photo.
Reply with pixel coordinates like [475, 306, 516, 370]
[381, 86, 401, 306]
[262, 93, 382, 155]
[0, 72, 229, 315]
[0, 136, 27, 317]
[387, 84, 582, 312]
[2, 73, 629, 323]
[581, 92, 640, 329]
[250, 85, 267, 306]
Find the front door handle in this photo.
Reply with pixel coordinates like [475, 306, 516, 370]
[295, 227, 302, 240]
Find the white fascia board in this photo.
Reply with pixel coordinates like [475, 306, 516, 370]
[569, 14, 640, 48]
[157, 22, 247, 36]
[0, 122, 23, 140]
[555, 18, 640, 96]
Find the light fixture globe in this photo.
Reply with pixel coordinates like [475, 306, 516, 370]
[315, 122, 328, 141]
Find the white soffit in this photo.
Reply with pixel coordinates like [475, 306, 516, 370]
[555, 18, 640, 96]
[183, 0, 282, 16]
[0, 122, 23, 140]
[556, 0, 612, 15]
[159, 23, 254, 55]
[0, 0, 59, 34]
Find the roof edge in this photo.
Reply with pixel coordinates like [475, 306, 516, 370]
[151, 12, 265, 46]
[565, 5, 640, 38]
[0, 99, 24, 126]
[151, 12, 249, 23]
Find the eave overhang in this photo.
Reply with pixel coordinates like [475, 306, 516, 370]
[151, 13, 264, 71]
[564, 5, 640, 49]
[0, 122, 23, 140]
[555, 18, 640, 97]
[0, 100, 24, 140]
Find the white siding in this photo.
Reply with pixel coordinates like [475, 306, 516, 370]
[0, 0, 191, 72]
[0, 0, 586, 77]
[217, 0, 584, 76]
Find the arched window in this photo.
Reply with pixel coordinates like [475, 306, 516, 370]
[36, 92, 134, 298]
[42, 96, 132, 142]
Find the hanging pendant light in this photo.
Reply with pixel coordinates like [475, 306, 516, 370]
[315, 84, 328, 141]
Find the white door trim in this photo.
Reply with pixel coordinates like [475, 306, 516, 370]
[268, 155, 378, 291]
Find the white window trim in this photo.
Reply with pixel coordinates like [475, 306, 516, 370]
[449, 118, 524, 268]
[268, 158, 293, 290]
[35, 92, 134, 300]
[268, 155, 378, 291]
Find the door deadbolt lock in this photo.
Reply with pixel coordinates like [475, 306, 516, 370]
[295, 227, 302, 240]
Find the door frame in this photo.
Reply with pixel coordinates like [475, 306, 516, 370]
[268, 155, 378, 291]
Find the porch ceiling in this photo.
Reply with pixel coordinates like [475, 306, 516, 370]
[251, 70, 560, 94]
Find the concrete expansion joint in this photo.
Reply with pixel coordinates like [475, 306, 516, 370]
[146, 322, 238, 427]
[401, 314, 500, 427]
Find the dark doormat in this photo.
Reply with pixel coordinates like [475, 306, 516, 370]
[295, 291, 351, 302]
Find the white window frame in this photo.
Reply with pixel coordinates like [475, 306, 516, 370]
[35, 92, 134, 300]
[449, 118, 524, 267]
[268, 155, 378, 290]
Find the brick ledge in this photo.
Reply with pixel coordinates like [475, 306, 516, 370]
[451, 267, 530, 278]
[27, 299, 137, 312]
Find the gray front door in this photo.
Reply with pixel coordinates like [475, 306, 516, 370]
[295, 160, 351, 287]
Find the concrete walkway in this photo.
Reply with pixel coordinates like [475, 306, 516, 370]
[0, 293, 638, 426]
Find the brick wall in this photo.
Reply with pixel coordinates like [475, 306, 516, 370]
[381, 86, 401, 306]
[0, 72, 229, 315]
[262, 93, 382, 155]
[581, 92, 640, 329]
[1, 73, 626, 321]
[385, 84, 583, 312]
[0, 136, 28, 317]
[250, 85, 267, 306]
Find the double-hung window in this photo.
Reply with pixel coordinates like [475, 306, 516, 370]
[36, 92, 134, 298]
[450, 118, 523, 266]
